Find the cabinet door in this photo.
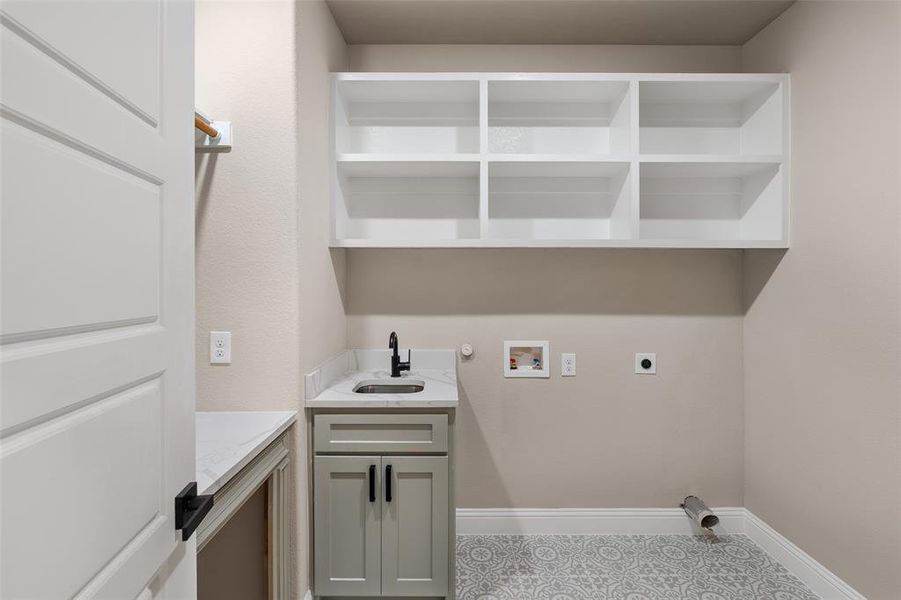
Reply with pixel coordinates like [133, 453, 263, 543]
[381, 457, 449, 596]
[314, 456, 381, 596]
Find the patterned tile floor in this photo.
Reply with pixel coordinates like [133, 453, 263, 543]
[456, 535, 820, 600]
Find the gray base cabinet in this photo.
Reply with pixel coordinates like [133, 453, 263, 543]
[312, 412, 453, 599]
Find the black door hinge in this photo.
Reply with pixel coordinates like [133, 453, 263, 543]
[174, 482, 214, 541]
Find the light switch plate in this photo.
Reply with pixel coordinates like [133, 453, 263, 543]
[635, 353, 656, 374]
[210, 331, 231, 364]
[561, 353, 576, 377]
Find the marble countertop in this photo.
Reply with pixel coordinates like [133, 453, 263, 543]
[196, 411, 296, 496]
[305, 349, 459, 408]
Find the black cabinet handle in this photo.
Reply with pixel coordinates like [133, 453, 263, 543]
[368, 464, 376, 502]
[385, 464, 393, 502]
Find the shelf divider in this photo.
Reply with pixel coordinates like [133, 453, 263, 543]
[479, 79, 489, 240]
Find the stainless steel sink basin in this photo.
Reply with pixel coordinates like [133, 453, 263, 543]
[353, 379, 425, 394]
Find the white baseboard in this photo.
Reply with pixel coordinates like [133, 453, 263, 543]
[456, 507, 747, 536]
[456, 507, 864, 600]
[743, 511, 865, 600]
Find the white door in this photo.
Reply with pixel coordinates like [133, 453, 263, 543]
[1, 0, 196, 598]
[314, 456, 382, 596]
[381, 457, 449, 597]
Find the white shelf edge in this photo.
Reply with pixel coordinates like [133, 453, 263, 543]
[333, 72, 789, 83]
[331, 239, 789, 249]
[337, 155, 784, 165]
[346, 117, 478, 126]
[638, 154, 784, 163]
[629, 239, 788, 249]
[337, 153, 481, 162]
[487, 154, 633, 163]
[488, 116, 612, 125]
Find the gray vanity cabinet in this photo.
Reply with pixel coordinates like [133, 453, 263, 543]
[312, 413, 452, 599]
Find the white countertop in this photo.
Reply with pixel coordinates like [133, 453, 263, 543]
[196, 411, 296, 496]
[305, 349, 459, 408]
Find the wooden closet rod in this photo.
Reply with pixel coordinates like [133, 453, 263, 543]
[194, 116, 219, 138]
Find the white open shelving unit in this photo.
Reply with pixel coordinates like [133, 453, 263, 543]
[331, 73, 789, 248]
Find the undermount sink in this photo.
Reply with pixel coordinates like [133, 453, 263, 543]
[353, 379, 425, 394]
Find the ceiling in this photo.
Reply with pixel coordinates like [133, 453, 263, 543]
[325, 0, 795, 46]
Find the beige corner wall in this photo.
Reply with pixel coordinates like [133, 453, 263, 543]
[296, 1, 349, 596]
[741, 2, 901, 598]
[196, 0, 301, 412]
[345, 44, 746, 508]
[195, 0, 347, 403]
[297, 2, 349, 382]
[196, 2, 347, 597]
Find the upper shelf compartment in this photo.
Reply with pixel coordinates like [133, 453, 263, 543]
[639, 79, 784, 156]
[488, 80, 631, 156]
[335, 79, 479, 155]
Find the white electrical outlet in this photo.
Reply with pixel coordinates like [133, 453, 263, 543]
[635, 352, 656, 374]
[561, 353, 576, 377]
[210, 331, 231, 364]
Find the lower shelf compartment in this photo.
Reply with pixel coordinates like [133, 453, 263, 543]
[335, 160, 480, 242]
[330, 158, 788, 248]
[639, 162, 785, 243]
[486, 161, 633, 241]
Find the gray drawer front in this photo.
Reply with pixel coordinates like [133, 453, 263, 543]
[314, 414, 448, 454]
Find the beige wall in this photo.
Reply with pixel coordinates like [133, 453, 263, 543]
[741, 2, 901, 598]
[195, 0, 347, 398]
[296, 1, 349, 595]
[196, 0, 301, 412]
[197, 486, 267, 600]
[348, 250, 745, 507]
[345, 44, 746, 508]
[297, 3, 350, 382]
[196, 2, 347, 597]
[348, 44, 741, 72]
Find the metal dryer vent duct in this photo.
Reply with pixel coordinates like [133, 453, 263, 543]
[682, 496, 719, 530]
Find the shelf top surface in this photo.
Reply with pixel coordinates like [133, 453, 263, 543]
[337, 78, 479, 103]
[640, 161, 782, 178]
[337, 158, 480, 178]
[489, 79, 630, 103]
[639, 79, 781, 103]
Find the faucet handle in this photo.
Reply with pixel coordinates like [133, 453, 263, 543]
[402, 349, 411, 370]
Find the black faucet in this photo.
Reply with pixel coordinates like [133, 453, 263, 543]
[388, 331, 410, 378]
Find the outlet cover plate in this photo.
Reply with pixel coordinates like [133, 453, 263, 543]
[561, 353, 576, 377]
[210, 331, 231, 364]
[635, 352, 656, 374]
